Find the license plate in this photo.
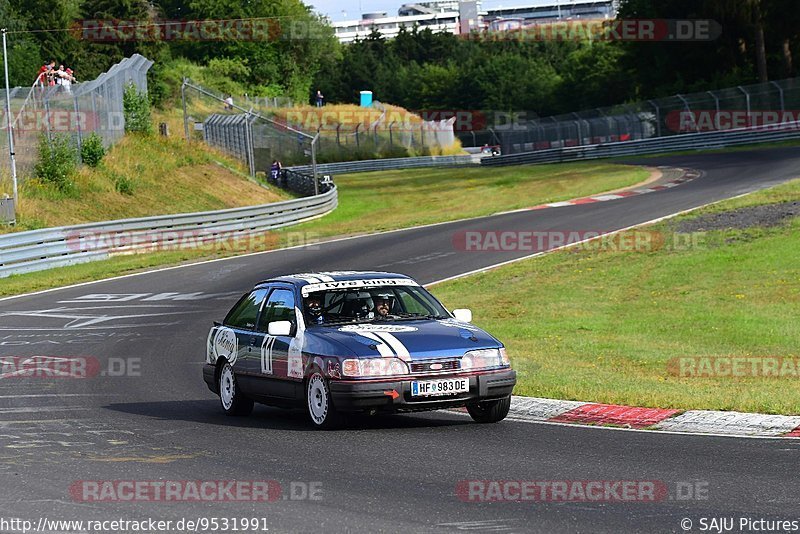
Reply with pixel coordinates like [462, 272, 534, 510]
[411, 378, 469, 397]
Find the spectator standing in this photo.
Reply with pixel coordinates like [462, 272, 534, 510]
[315, 89, 324, 108]
[60, 68, 75, 93]
[270, 160, 280, 183]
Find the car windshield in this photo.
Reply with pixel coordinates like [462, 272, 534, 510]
[302, 285, 449, 325]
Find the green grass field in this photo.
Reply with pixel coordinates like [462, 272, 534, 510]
[0, 161, 649, 297]
[432, 179, 800, 415]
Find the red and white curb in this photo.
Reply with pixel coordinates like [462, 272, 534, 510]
[505, 396, 800, 438]
[527, 167, 702, 211]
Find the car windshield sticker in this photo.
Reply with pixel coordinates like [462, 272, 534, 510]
[437, 318, 482, 332]
[338, 324, 418, 333]
[301, 278, 418, 296]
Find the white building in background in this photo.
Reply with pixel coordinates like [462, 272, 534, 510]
[331, 0, 618, 43]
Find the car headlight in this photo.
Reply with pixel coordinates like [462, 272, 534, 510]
[461, 348, 508, 370]
[342, 358, 409, 378]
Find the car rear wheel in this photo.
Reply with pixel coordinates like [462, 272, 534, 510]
[219, 362, 253, 416]
[467, 395, 511, 423]
[306, 372, 342, 429]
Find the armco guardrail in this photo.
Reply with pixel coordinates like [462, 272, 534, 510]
[291, 154, 475, 175]
[482, 122, 800, 166]
[0, 187, 337, 278]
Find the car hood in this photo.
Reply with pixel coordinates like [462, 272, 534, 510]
[308, 318, 500, 359]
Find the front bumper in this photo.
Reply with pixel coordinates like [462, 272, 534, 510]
[328, 368, 516, 413]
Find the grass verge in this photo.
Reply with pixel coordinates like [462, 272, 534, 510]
[433, 179, 800, 415]
[0, 161, 649, 297]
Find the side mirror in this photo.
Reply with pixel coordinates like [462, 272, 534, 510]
[268, 321, 292, 337]
[452, 309, 472, 323]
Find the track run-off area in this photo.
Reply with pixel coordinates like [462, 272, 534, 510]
[2, 147, 800, 533]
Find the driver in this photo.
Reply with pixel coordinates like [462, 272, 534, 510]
[373, 293, 394, 319]
[305, 295, 325, 324]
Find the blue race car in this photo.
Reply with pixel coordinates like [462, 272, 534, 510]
[203, 271, 516, 428]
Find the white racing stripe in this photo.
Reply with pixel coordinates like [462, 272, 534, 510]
[292, 273, 322, 283]
[372, 332, 411, 361]
[357, 332, 395, 357]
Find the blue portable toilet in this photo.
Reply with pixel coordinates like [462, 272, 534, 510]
[360, 90, 373, 107]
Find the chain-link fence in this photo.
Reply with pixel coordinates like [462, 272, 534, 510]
[181, 79, 318, 179]
[308, 104, 457, 163]
[184, 79, 457, 166]
[472, 77, 800, 155]
[0, 54, 153, 199]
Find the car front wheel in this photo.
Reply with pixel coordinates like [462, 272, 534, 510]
[467, 395, 511, 423]
[306, 372, 342, 429]
[219, 362, 254, 416]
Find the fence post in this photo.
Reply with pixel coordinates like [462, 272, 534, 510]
[770, 81, 785, 112]
[355, 123, 360, 148]
[73, 94, 83, 163]
[311, 132, 319, 196]
[389, 121, 394, 146]
[2, 28, 18, 215]
[244, 110, 255, 177]
[648, 100, 661, 137]
[676, 94, 697, 132]
[181, 78, 190, 143]
[737, 86, 751, 119]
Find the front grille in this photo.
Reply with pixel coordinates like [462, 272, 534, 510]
[410, 359, 461, 373]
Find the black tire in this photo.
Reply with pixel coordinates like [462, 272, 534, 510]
[218, 362, 254, 416]
[467, 395, 511, 423]
[305, 372, 342, 429]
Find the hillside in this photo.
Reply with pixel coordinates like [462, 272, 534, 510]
[3, 114, 290, 234]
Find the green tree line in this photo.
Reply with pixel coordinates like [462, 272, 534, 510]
[314, 0, 800, 117]
[0, 0, 336, 105]
[1, 0, 799, 115]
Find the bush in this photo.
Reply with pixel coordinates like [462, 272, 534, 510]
[123, 82, 153, 134]
[34, 134, 77, 193]
[81, 132, 105, 167]
[107, 170, 135, 195]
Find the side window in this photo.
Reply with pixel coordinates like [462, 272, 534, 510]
[257, 288, 296, 332]
[224, 289, 268, 330]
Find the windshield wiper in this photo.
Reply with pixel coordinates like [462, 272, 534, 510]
[394, 313, 445, 320]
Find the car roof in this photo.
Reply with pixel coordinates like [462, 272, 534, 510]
[255, 271, 415, 290]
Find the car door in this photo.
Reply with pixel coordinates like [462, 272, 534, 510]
[252, 286, 297, 399]
[221, 288, 269, 394]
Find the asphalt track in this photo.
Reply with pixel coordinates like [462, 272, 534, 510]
[2, 147, 800, 534]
